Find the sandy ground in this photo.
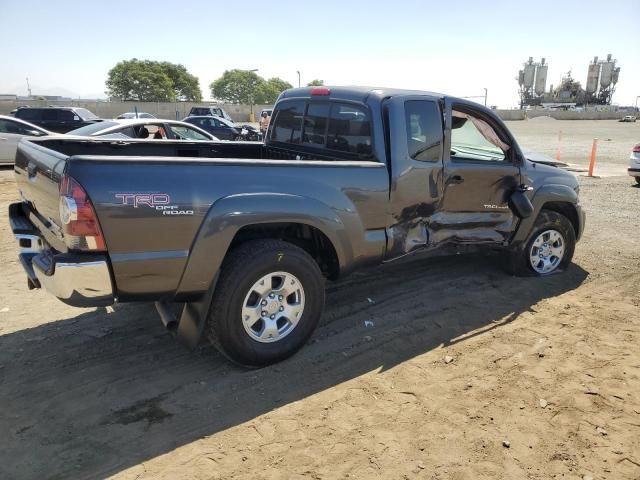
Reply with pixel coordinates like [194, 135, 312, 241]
[0, 121, 639, 480]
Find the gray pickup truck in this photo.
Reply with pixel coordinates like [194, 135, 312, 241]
[10, 86, 585, 366]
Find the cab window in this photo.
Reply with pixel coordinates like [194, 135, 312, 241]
[270, 100, 304, 144]
[326, 103, 372, 156]
[302, 103, 329, 145]
[450, 110, 509, 162]
[405, 100, 442, 162]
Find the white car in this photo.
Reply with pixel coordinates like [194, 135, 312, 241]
[629, 143, 640, 185]
[66, 119, 219, 141]
[619, 115, 637, 123]
[0, 115, 51, 164]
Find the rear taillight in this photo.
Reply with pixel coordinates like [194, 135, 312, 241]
[59, 175, 106, 251]
[633, 143, 640, 153]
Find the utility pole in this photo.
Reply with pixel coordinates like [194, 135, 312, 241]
[296, 71, 301, 88]
[26, 77, 32, 98]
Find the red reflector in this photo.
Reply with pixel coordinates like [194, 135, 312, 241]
[311, 87, 330, 96]
[633, 143, 640, 153]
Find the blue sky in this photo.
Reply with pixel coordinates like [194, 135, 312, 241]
[1, 0, 638, 107]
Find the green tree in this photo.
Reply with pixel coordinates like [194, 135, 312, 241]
[159, 62, 202, 101]
[210, 69, 264, 104]
[255, 77, 293, 104]
[306, 79, 324, 86]
[106, 59, 202, 102]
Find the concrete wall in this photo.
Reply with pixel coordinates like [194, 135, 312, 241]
[523, 110, 629, 120]
[0, 100, 274, 122]
[495, 110, 525, 121]
[0, 100, 631, 122]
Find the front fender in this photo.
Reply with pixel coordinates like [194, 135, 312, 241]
[510, 184, 579, 247]
[175, 192, 361, 298]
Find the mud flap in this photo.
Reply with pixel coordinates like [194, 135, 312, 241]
[176, 274, 218, 348]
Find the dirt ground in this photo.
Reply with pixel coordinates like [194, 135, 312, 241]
[506, 118, 639, 177]
[0, 121, 639, 480]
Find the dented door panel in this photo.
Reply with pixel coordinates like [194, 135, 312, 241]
[385, 96, 445, 259]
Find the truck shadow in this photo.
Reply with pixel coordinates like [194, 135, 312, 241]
[0, 253, 588, 480]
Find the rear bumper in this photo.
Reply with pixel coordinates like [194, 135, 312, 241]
[628, 167, 640, 177]
[9, 202, 114, 307]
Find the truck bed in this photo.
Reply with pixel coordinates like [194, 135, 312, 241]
[14, 137, 390, 303]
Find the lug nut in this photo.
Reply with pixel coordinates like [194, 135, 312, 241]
[279, 306, 284, 312]
[261, 311, 267, 316]
[261, 300, 267, 306]
[269, 293, 275, 299]
[278, 295, 283, 301]
[270, 314, 275, 319]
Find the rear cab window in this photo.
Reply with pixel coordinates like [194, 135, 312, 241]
[270, 100, 304, 144]
[405, 100, 443, 162]
[269, 99, 373, 159]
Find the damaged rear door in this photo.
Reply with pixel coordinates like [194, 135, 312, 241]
[385, 95, 445, 259]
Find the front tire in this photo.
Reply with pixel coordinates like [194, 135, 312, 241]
[206, 240, 325, 367]
[505, 209, 576, 276]
[635, 177, 640, 185]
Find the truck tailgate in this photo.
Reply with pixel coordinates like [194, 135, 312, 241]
[14, 138, 69, 251]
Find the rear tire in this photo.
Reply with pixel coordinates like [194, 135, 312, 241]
[635, 177, 640, 185]
[504, 209, 576, 276]
[206, 240, 325, 367]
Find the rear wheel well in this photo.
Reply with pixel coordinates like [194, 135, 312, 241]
[541, 202, 579, 237]
[229, 223, 340, 280]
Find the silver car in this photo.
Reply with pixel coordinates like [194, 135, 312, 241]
[0, 115, 51, 164]
[66, 119, 219, 141]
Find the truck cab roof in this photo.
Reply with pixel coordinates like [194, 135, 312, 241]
[278, 86, 446, 103]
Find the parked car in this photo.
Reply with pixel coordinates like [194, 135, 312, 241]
[628, 143, 640, 184]
[66, 119, 219, 141]
[13, 107, 102, 133]
[188, 105, 233, 122]
[0, 115, 51, 164]
[183, 115, 242, 140]
[619, 115, 637, 123]
[116, 112, 156, 119]
[10, 86, 585, 367]
[182, 115, 260, 141]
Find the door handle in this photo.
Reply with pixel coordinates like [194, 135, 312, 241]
[447, 175, 464, 185]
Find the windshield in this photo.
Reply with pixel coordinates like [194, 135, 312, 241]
[67, 121, 119, 136]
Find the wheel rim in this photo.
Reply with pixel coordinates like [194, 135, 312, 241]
[529, 229, 565, 274]
[241, 271, 305, 343]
